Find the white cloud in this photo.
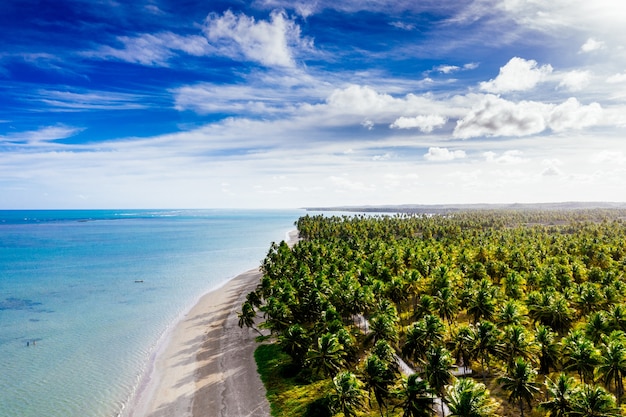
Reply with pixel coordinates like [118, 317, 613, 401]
[361, 120, 375, 130]
[580, 38, 605, 53]
[35, 89, 147, 111]
[484, 150, 525, 164]
[0, 125, 83, 145]
[454, 95, 548, 138]
[390, 115, 447, 132]
[435, 65, 460, 74]
[424, 147, 466, 162]
[480, 57, 553, 93]
[88, 32, 211, 66]
[326, 85, 395, 112]
[558, 70, 591, 92]
[548, 98, 602, 132]
[454, 95, 602, 138]
[203, 10, 311, 68]
[607, 73, 626, 84]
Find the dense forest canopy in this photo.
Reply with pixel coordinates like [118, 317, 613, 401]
[241, 210, 626, 417]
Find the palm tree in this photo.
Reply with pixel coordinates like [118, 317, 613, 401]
[598, 332, 626, 405]
[372, 339, 400, 377]
[403, 315, 444, 365]
[539, 373, 577, 417]
[570, 384, 620, 417]
[237, 301, 264, 336]
[448, 325, 475, 375]
[422, 346, 454, 416]
[607, 304, 626, 333]
[362, 354, 395, 417]
[496, 299, 525, 327]
[496, 325, 534, 368]
[328, 371, 367, 417]
[586, 311, 610, 345]
[434, 287, 459, 326]
[535, 324, 559, 374]
[306, 332, 346, 377]
[394, 374, 435, 417]
[467, 281, 496, 324]
[278, 324, 310, 369]
[497, 357, 541, 417]
[562, 330, 601, 384]
[470, 321, 500, 383]
[445, 378, 498, 417]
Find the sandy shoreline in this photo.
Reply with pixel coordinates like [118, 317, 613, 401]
[124, 268, 270, 417]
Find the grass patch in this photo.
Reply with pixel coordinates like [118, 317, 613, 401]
[255, 344, 330, 417]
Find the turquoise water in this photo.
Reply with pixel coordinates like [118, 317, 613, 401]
[0, 209, 302, 417]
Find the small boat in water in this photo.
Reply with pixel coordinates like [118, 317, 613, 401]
[134, 280, 144, 283]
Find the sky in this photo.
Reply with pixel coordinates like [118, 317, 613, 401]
[1, 0, 625, 209]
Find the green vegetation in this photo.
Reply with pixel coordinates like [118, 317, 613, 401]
[244, 209, 626, 416]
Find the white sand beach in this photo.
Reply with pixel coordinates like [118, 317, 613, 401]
[125, 268, 270, 417]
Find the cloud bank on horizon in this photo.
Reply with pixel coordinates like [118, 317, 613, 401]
[1, 0, 625, 208]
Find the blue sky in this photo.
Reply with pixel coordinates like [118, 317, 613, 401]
[1, 0, 625, 208]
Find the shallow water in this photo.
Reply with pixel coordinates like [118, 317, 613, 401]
[0, 209, 302, 417]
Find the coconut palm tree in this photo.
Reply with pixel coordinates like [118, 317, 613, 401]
[278, 324, 310, 369]
[535, 324, 559, 375]
[362, 354, 395, 417]
[307, 332, 346, 377]
[467, 280, 496, 324]
[445, 378, 498, 417]
[434, 286, 459, 326]
[496, 325, 534, 368]
[328, 371, 367, 417]
[237, 300, 263, 336]
[598, 332, 626, 405]
[448, 325, 475, 375]
[539, 373, 577, 417]
[403, 315, 444, 365]
[570, 384, 620, 417]
[394, 374, 435, 417]
[586, 311, 610, 345]
[497, 357, 541, 417]
[422, 346, 454, 416]
[562, 330, 601, 384]
[470, 321, 500, 383]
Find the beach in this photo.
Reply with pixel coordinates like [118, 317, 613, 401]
[125, 268, 270, 417]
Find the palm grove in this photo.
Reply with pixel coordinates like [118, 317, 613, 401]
[239, 210, 626, 417]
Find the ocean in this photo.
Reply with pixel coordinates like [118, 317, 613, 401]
[0, 209, 303, 417]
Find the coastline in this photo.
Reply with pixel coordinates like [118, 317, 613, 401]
[124, 268, 269, 417]
[123, 230, 299, 417]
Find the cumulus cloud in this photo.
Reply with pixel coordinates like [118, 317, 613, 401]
[548, 98, 603, 132]
[454, 95, 602, 138]
[203, 10, 311, 68]
[480, 57, 553, 93]
[580, 38, 605, 53]
[424, 147, 466, 161]
[558, 70, 591, 92]
[454, 95, 548, 138]
[390, 115, 447, 132]
[325, 85, 396, 113]
[88, 32, 211, 66]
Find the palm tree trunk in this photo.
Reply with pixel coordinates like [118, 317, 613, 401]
[519, 398, 524, 417]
